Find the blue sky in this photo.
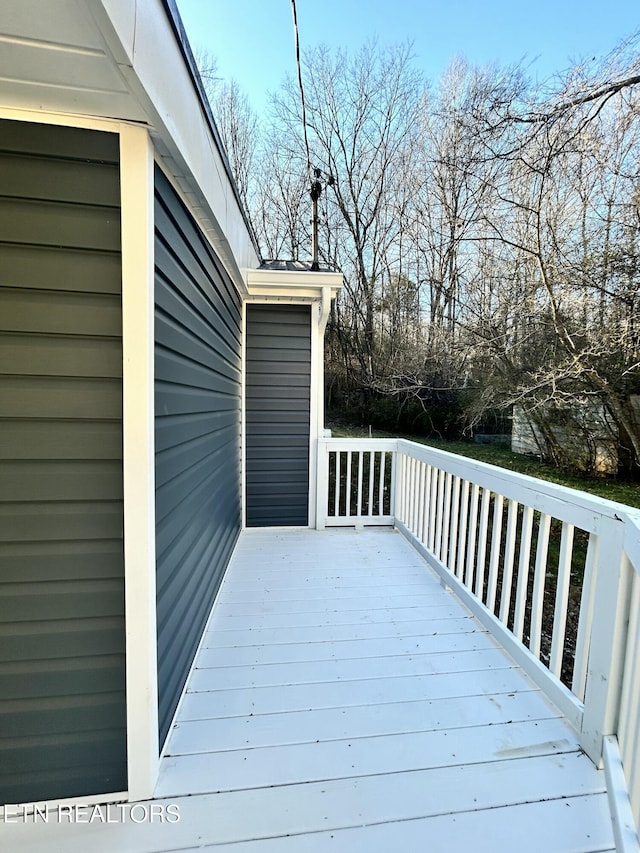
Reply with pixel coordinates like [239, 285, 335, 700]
[176, 0, 639, 114]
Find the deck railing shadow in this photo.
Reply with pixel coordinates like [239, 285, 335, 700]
[317, 437, 640, 850]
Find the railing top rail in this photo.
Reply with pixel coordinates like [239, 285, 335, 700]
[319, 437, 399, 452]
[395, 438, 636, 532]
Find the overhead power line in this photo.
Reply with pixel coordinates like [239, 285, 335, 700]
[290, 0, 312, 177]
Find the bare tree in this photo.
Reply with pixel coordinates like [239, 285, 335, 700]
[270, 41, 425, 390]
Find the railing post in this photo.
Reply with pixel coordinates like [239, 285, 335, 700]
[315, 439, 328, 530]
[581, 514, 630, 764]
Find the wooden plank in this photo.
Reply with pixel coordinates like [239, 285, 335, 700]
[208, 602, 468, 631]
[217, 587, 444, 606]
[168, 688, 559, 754]
[192, 795, 614, 853]
[156, 717, 580, 798]
[189, 647, 516, 692]
[202, 616, 479, 648]
[2, 756, 610, 852]
[198, 630, 498, 666]
[214, 593, 449, 615]
[179, 667, 529, 719]
[222, 574, 436, 592]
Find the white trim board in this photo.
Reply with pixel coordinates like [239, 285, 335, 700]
[120, 122, 160, 801]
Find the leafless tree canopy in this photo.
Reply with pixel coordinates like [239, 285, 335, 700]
[194, 34, 640, 474]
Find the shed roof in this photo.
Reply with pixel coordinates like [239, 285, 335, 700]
[260, 259, 341, 275]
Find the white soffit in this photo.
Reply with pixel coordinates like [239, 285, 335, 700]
[246, 268, 344, 302]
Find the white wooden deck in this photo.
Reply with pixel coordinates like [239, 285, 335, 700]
[5, 528, 616, 852]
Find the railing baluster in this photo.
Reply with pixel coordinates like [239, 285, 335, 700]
[513, 505, 534, 641]
[572, 532, 598, 700]
[389, 450, 397, 518]
[474, 488, 490, 599]
[436, 469, 445, 560]
[407, 458, 418, 530]
[499, 499, 519, 625]
[440, 471, 452, 564]
[486, 494, 504, 613]
[549, 522, 575, 679]
[422, 464, 432, 544]
[448, 476, 461, 572]
[456, 480, 470, 580]
[401, 453, 409, 524]
[428, 466, 439, 552]
[378, 451, 386, 516]
[408, 457, 416, 532]
[334, 451, 341, 518]
[356, 451, 364, 517]
[345, 450, 352, 518]
[368, 451, 375, 516]
[465, 483, 480, 590]
[530, 512, 551, 658]
[416, 462, 426, 541]
[397, 453, 405, 523]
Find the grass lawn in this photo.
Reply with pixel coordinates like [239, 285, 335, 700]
[328, 423, 640, 509]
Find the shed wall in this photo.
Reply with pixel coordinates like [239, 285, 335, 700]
[245, 304, 311, 527]
[0, 120, 126, 802]
[154, 168, 242, 746]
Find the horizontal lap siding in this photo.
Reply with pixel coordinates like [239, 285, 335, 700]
[154, 169, 242, 747]
[0, 120, 126, 803]
[246, 306, 311, 527]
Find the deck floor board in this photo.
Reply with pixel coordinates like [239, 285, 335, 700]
[3, 527, 616, 852]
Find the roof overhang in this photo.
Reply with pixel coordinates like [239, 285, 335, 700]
[246, 268, 344, 302]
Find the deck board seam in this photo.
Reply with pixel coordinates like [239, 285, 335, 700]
[165, 716, 566, 756]
[174, 687, 550, 724]
[157, 758, 600, 798]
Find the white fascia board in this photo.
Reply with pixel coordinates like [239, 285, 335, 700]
[246, 268, 344, 301]
[93, 0, 259, 292]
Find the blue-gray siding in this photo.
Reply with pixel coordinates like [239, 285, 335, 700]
[0, 120, 126, 803]
[245, 305, 311, 527]
[154, 168, 242, 746]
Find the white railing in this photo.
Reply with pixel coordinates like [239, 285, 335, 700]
[317, 437, 640, 845]
[315, 438, 397, 527]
